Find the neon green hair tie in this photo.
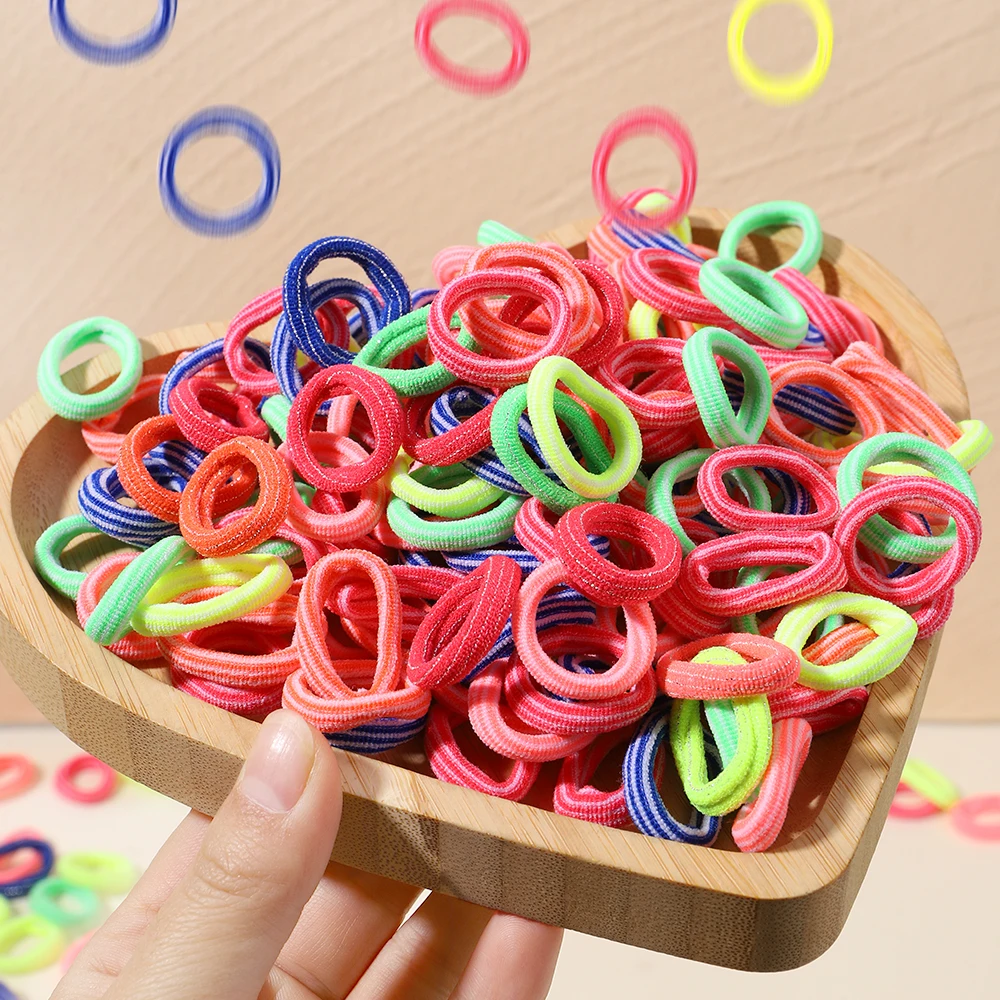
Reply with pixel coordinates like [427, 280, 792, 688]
[355, 306, 472, 397]
[37, 316, 144, 422]
[526, 356, 641, 499]
[389, 457, 508, 518]
[261, 394, 291, 441]
[386, 489, 523, 552]
[85, 535, 194, 645]
[682, 326, 772, 447]
[28, 876, 100, 928]
[670, 647, 773, 817]
[491, 383, 619, 514]
[57, 851, 134, 894]
[774, 591, 917, 690]
[131, 554, 293, 637]
[34, 514, 116, 600]
[901, 758, 961, 810]
[836, 432, 978, 563]
[0, 914, 64, 975]
[646, 448, 771, 555]
[717, 200, 824, 276]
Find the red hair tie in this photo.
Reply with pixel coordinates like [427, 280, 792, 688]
[621, 248, 732, 327]
[180, 437, 292, 557]
[679, 531, 847, 617]
[286, 366, 402, 492]
[401, 391, 495, 466]
[698, 445, 839, 533]
[169, 377, 269, 452]
[554, 727, 635, 827]
[172, 668, 284, 719]
[597, 339, 700, 428]
[656, 633, 800, 699]
[554, 502, 681, 606]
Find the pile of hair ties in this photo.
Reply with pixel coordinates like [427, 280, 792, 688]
[891, 758, 1000, 842]
[0, 755, 134, 984]
[31, 106, 991, 856]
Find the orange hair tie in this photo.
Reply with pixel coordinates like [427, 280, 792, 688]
[179, 437, 292, 557]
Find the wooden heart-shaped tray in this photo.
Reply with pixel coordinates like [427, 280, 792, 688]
[0, 209, 969, 971]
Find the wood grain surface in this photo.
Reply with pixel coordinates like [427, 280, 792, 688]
[0, 211, 967, 970]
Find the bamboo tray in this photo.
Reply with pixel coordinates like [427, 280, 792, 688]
[0, 209, 969, 972]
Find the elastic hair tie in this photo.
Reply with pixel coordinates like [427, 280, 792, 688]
[286, 278, 381, 367]
[131, 554, 293, 637]
[425, 705, 541, 802]
[699, 256, 809, 349]
[732, 717, 812, 852]
[180, 437, 292, 557]
[83, 536, 193, 645]
[554, 728, 635, 827]
[554, 502, 681, 606]
[28, 876, 100, 928]
[679, 530, 847, 617]
[718, 200, 824, 274]
[78, 463, 182, 547]
[899, 758, 961, 811]
[54, 754, 117, 804]
[37, 317, 143, 421]
[49, 0, 176, 64]
[527, 356, 642, 499]
[57, 851, 134, 894]
[169, 378, 269, 451]
[223, 288, 285, 399]
[286, 366, 402, 492]
[82, 374, 166, 463]
[0, 755, 39, 802]
[727, 0, 834, 107]
[621, 249, 731, 327]
[355, 306, 468, 397]
[0, 840, 55, 900]
[282, 237, 410, 371]
[159, 337, 271, 414]
[769, 682, 868, 734]
[466, 663, 594, 763]
[159, 106, 280, 237]
[622, 702, 720, 844]
[836, 432, 978, 564]
[657, 633, 800, 699]
[592, 107, 697, 233]
[724, 368, 858, 436]
[682, 326, 773, 446]
[428, 268, 572, 388]
[834, 476, 981, 606]
[0, 914, 64, 975]
[415, 0, 530, 95]
[773, 591, 917, 690]
[697, 444, 840, 532]
[408, 555, 522, 688]
[33, 514, 110, 600]
[390, 458, 506, 519]
[951, 795, 1000, 842]
[171, 669, 283, 719]
[326, 713, 429, 756]
[513, 558, 656, 701]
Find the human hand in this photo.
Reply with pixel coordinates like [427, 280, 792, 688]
[52, 710, 562, 999]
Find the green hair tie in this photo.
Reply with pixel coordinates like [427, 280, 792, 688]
[355, 306, 473, 397]
[390, 458, 508, 518]
[261, 394, 292, 441]
[717, 200, 824, 276]
[478, 220, 533, 245]
[37, 317, 144, 421]
[28, 877, 100, 928]
[526, 356, 642, 499]
[34, 514, 115, 600]
[491, 384, 618, 514]
[836, 432, 978, 563]
[682, 326, 773, 447]
[646, 448, 770, 556]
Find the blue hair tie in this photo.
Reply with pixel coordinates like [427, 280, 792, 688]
[159, 337, 270, 414]
[50, 0, 176, 64]
[723, 368, 857, 436]
[286, 277, 381, 365]
[760, 466, 813, 516]
[327, 714, 428, 755]
[0, 839, 55, 899]
[623, 702, 721, 845]
[159, 106, 280, 237]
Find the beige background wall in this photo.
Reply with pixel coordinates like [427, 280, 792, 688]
[1, 0, 998, 719]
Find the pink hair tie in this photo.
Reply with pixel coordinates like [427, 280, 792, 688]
[909, 587, 955, 640]
[0, 756, 39, 802]
[513, 559, 656, 701]
[597, 339, 700, 428]
[592, 107, 697, 232]
[425, 704, 540, 801]
[621, 249, 728, 326]
[54, 754, 118, 804]
[732, 717, 812, 852]
[467, 662, 594, 762]
[169, 377, 270, 452]
[554, 728, 634, 828]
[951, 794, 1000, 842]
[415, 0, 530, 96]
[889, 782, 941, 820]
[172, 669, 284, 719]
[769, 681, 869, 734]
[657, 633, 800, 700]
[651, 582, 729, 639]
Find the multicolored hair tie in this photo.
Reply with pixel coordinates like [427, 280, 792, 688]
[0, 839, 55, 899]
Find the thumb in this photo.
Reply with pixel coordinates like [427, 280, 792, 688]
[107, 709, 342, 1000]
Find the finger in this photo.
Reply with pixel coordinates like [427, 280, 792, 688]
[52, 811, 209, 999]
[104, 709, 343, 1000]
[450, 914, 563, 1000]
[346, 894, 494, 1000]
[274, 863, 424, 998]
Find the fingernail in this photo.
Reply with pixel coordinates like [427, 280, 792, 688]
[241, 710, 316, 813]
